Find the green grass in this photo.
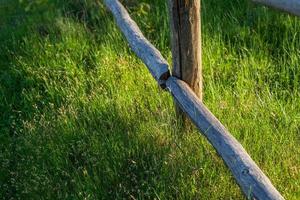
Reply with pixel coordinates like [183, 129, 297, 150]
[1, 0, 300, 199]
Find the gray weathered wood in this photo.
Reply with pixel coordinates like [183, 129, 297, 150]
[168, 0, 202, 122]
[104, 0, 170, 87]
[104, 1, 285, 198]
[166, 76, 284, 200]
[252, 0, 300, 16]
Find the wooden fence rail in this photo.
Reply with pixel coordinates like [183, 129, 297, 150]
[104, 0, 287, 199]
[104, 0, 170, 87]
[167, 77, 284, 200]
[252, 0, 300, 16]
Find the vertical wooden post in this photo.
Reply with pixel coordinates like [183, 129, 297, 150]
[168, 0, 202, 123]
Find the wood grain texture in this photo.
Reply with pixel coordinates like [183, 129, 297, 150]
[104, 0, 170, 87]
[168, 0, 202, 99]
[252, 0, 300, 16]
[166, 76, 284, 200]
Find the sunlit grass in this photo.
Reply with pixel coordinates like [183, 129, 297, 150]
[0, 0, 299, 199]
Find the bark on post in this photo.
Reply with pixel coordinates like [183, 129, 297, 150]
[168, 0, 202, 124]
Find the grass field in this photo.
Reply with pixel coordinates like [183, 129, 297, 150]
[1, 0, 300, 199]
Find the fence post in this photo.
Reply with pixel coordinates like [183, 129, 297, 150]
[168, 0, 202, 124]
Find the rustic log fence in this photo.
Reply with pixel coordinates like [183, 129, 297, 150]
[104, 0, 300, 199]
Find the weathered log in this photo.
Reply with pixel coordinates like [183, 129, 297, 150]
[166, 76, 284, 200]
[104, 0, 170, 87]
[252, 0, 300, 16]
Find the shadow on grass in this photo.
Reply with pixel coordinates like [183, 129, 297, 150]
[0, 1, 175, 199]
[2, 101, 173, 199]
[0, 0, 114, 137]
